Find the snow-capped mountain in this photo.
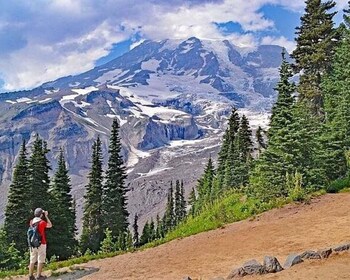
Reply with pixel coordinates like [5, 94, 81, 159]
[0, 37, 280, 227]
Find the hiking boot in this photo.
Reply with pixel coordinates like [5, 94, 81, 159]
[29, 276, 35, 280]
[36, 276, 47, 280]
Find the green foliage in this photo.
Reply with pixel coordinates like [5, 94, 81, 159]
[287, 172, 307, 202]
[102, 119, 129, 240]
[291, 0, 339, 114]
[326, 177, 350, 193]
[132, 214, 139, 246]
[0, 229, 24, 270]
[4, 140, 31, 253]
[99, 228, 116, 254]
[48, 150, 77, 260]
[80, 136, 104, 253]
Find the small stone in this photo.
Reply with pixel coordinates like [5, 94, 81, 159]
[183, 277, 192, 280]
[318, 248, 332, 259]
[284, 254, 303, 269]
[263, 256, 283, 273]
[300, 250, 321, 260]
[333, 243, 350, 252]
[227, 267, 247, 279]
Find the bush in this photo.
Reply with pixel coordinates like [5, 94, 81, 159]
[326, 177, 350, 193]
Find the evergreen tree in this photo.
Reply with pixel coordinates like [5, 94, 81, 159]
[188, 188, 197, 216]
[102, 119, 128, 241]
[132, 214, 139, 246]
[149, 219, 155, 241]
[28, 134, 51, 211]
[174, 180, 181, 225]
[180, 182, 186, 220]
[99, 228, 116, 254]
[197, 157, 216, 205]
[139, 221, 150, 246]
[155, 214, 161, 239]
[320, 31, 350, 181]
[291, 0, 339, 114]
[164, 182, 175, 231]
[255, 126, 266, 154]
[4, 140, 31, 253]
[80, 137, 104, 253]
[47, 150, 76, 260]
[343, 1, 350, 29]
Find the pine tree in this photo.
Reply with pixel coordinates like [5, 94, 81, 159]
[102, 119, 128, 240]
[28, 134, 51, 211]
[291, 0, 339, 114]
[47, 150, 76, 260]
[197, 157, 216, 205]
[343, 1, 350, 29]
[149, 219, 155, 241]
[132, 214, 139, 246]
[4, 140, 31, 253]
[174, 180, 182, 225]
[155, 214, 161, 239]
[80, 137, 104, 253]
[180, 182, 186, 221]
[320, 31, 350, 181]
[188, 188, 197, 216]
[255, 126, 266, 154]
[99, 228, 116, 254]
[164, 182, 175, 232]
[140, 221, 150, 246]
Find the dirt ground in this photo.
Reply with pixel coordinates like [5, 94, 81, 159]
[19, 193, 350, 280]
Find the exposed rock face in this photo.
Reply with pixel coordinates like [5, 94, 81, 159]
[283, 254, 303, 269]
[300, 250, 321, 260]
[263, 256, 283, 273]
[333, 243, 350, 252]
[227, 260, 265, 279]
[318, 248, 332, 259]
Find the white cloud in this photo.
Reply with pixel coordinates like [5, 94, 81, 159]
[261, 36, 296, 53]
[0, 0, 308, 91]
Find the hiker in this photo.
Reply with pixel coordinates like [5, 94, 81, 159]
[28, 208, 52, 280]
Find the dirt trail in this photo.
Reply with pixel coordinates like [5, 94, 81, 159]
[21, 193, 350, 279]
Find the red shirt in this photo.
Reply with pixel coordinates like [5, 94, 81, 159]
[30, 219, 48, 245]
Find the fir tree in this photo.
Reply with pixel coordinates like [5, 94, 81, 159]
[80, 137, 104, 253]
[47, 150, 76, 260]
[180, 182, 186, 220]
[28, 134, 51, 211]
[188, 188, 197, 216]
[291, 0, 339, 114]
[164, 182, 175, 232]
[132, 214, 139, 246]
[149, 219, 155, 241]
[140, 221, 150, 246]
[155, 214, 161, 239]
[255, 126, 266, 154]
[102, 119, 128, 240]
[197, 157, 215, 203]
[4, 140, 31, 253]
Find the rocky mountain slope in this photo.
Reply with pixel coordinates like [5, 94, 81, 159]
[0, 37, 280, 227]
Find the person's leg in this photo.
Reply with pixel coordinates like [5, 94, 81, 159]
[29, 248, 38, 279]
[36, 245, 47, 278]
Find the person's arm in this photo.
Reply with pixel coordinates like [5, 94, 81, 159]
[44, 211, 52, 228]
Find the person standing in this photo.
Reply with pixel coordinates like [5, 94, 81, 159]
[28, 208, 52, 280]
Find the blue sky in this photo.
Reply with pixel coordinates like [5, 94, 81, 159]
[0, 0, 347, 92]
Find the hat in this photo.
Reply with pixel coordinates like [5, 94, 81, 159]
[34, 208, 43, 217]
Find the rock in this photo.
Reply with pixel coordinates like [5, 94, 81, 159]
[183, 277, 192, 280]
[318, 248, 332, 259]
[227, 267, 247, 279]
[241, 259, 266, 275]
[283, 254, 303, 269]
[300, 250, 321, 260]
[333, 243, 350, 252]
[263, 256, 283, 273]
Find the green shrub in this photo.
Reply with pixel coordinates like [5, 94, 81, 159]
[326, 177, 350, 193]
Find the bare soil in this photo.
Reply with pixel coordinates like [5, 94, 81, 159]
[19, 193, 350, 279]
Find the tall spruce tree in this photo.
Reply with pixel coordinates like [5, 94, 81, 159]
[188, 188, 196, 216]
[132, 214, 139, 246]
[80, 137, 104, 253]
[180, 182, 186, 221]
[28, 135, 51, 211]
[197, 157, 215, 204]
[163, 182, 175, 232]
[47, 150, 76, 260]
[4, 140, 31, 253]
[102, 119, 128, 241]
[291, 0, 339, 114]
[255, 126, 266, 154]
[174, 180, 182, 225]
[320, 30, 350, 181]
[249, 50, 297, 199]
